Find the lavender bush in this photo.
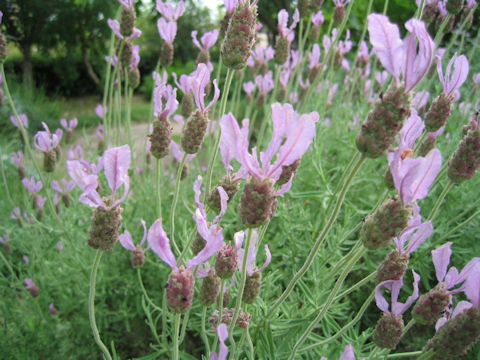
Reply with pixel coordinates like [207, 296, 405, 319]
[1, 1, 480, 359]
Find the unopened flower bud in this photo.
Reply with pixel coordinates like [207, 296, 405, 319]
[237, 310, 252, 328]
[274, 36, 290, 65]
[412, 285, 451, 325]
[333, 5, 345, 23]
[360, 197, 412, 250]
[166, 265, 195, 313]
[181, 93, 194, 118]
[448, 122, 480, 183]
[0, 33, 7, 63]
[88, 203, 123, 251]
[207, 175, 240, 212]
[256, 92, 266, 108]
[298, 0, 311, 18]
[128, 67, 141, 88]
[215, 244, 238, 279]
[25, 279, 39, 298]
[356, 85, 411, 158]
[49, 303, 57, 315]
[373, 314, 404, 349]
[199, 270, 221, 306]
[191, 232, 207, 255]
[18, 165, 26, 180]
[278, 159, 301, 186]
[160, 42, 174, 67]
[221, 1, 257, 69]
[196, 50, 210, 65]
[334, 48, 343, 69]
[446, 0, 464, 14]
[120, 7, 136, 38]
[243, 272, 262, 304]
[276, 86, 287, 102]
[182, 109, 209, 154]
[425, 307, 480, 359]
[239, 177, 277, 228]
[121, 41, 133, 67]
[177, 162, 189, 180]
[131, 245, 145, 267]
[43, 150, 57, 173]
[376, 250, 409, 283]
[425, 93, 453, 132]
[149, 117, 172, 159]
[308, 66, 321, 83]
[209, 308, 251, 330]
[422, 3, 439, 23]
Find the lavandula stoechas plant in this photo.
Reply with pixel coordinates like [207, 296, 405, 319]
[119, 220, 150, 267]
[361, 110, 442, 250]
[156, 0, 185, 67]
[356, 14, 434, 158]
[412, 242, 479, 325]
[192, 29, 219, 66]
[274, 9, 299, 65]
[67, 145, 131, 251]
[425, 53, 469, 132]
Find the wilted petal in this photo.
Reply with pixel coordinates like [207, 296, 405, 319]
[256, 244, 272, 273]
[432, 242, 452, 283]
[276, 174, 294, 196]
[119, 230, 135, 251]
[148, 219, 177, 269]
[212, 186, 229, 224]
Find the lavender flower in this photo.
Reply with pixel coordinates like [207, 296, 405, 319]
[255, 71, 274, 107]
[60, 118, 78, 143]
[412, 242, 480, 324]
[119, 220, 151, 267]
[24, 278, 39, 297]
[156, 0, 185, 21]
[107, 19, 141, 41]
[373, 270, 420, 349]
[51, 179, 75, 207]
[192, 29, 219, 65]
[209, 324, 229, 360]
[10, 114, 28, 129]
[34, 122, 61, 172]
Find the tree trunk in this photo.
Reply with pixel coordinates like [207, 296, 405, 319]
[82, 44, 100, 87]
[21, 42, 33, 91]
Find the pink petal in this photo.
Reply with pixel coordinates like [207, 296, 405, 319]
[103, 145, 131, 193]
[212, 186, 229, 224]
[147, 219, 177, 269]
[464, 267, 480, 309]
[256, 244, 272, 273]
[194, 208, 210, 242]
[119, 230, 135, 251]
[367, 14, 403, 83]
[187, 223, 224, 269]
[339, 345, 356, 360]
[375, 281, 392, 313]
[395, 270, 421, 315]
[79, 187, 104, 208]
[405, 220, 433, 254]
[432, 242, 452, 283]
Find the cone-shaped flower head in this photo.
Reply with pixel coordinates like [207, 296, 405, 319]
[388, 110, 442, 206]
[412, 242, 480, 324]
[368, 14, 434, 93]
[448, 118, 480, 183]
[275, 9, 299, 65]
[377, 210, 433, 283]
[373, 270, 420, 349]
[119, 219, 150, 267]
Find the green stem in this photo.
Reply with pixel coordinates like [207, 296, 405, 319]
[155, 158, 163, 219]
[162, 290, 168, 345]
[289, 247, 367, 359]
[102, 25, 117, 146]
[201, 306, 211, 354]
[437, 208, 480, 244]
[179, 311, 189, 343]
[228, 228, 254, 335]
[170, 153, 187, 256]
[246, 326, 254, 360]
[417, 348, 434, 360]
[402, 318, 415, 336]
[0, 149, 15, 207]
[212, 279, 226, 355]
[0, 250, 16, 279]
[204, 68, 235, 200]
[88, 250, 112, 360]
[427, 181, 453, 221]
[266, 155, 366, 319]
[137, 268, 162, 313]
[172, 313, 181, 360]
[300, 287, 375, 351]
[386, 351, 423, 358]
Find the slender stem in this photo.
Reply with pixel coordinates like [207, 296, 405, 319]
[437, 208, 480, 244]
[417, 348, 434, 360]
[246, 326, 254, 360]
[212, 279, 226, 355]
[266, 155, 366, 319]
[402, 318, 415, 336]
[178, 226, 198, 264]
[204, 68, 235, 200]
[229, 229, 253, 333]
[333, 270, 376, 303]
[102, 28, 116, 146]
[155, 158, 163, 219]
[427, 181, 453, 221]
[137, 268, 162, 313]
[88, 250, 112, 360]
[300, 288, 375, 351]
[0, 251, 16, 279]
[0, 149, 15, 207]
[386, 351, 423, 359]
[162, 290, 168, 345]
[179, 311, 189, 343]
[201, 306, 211, 354]
[170, 153, 187, 256]
[289, 247, 367, 359]
[172, 313, 181, 360]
